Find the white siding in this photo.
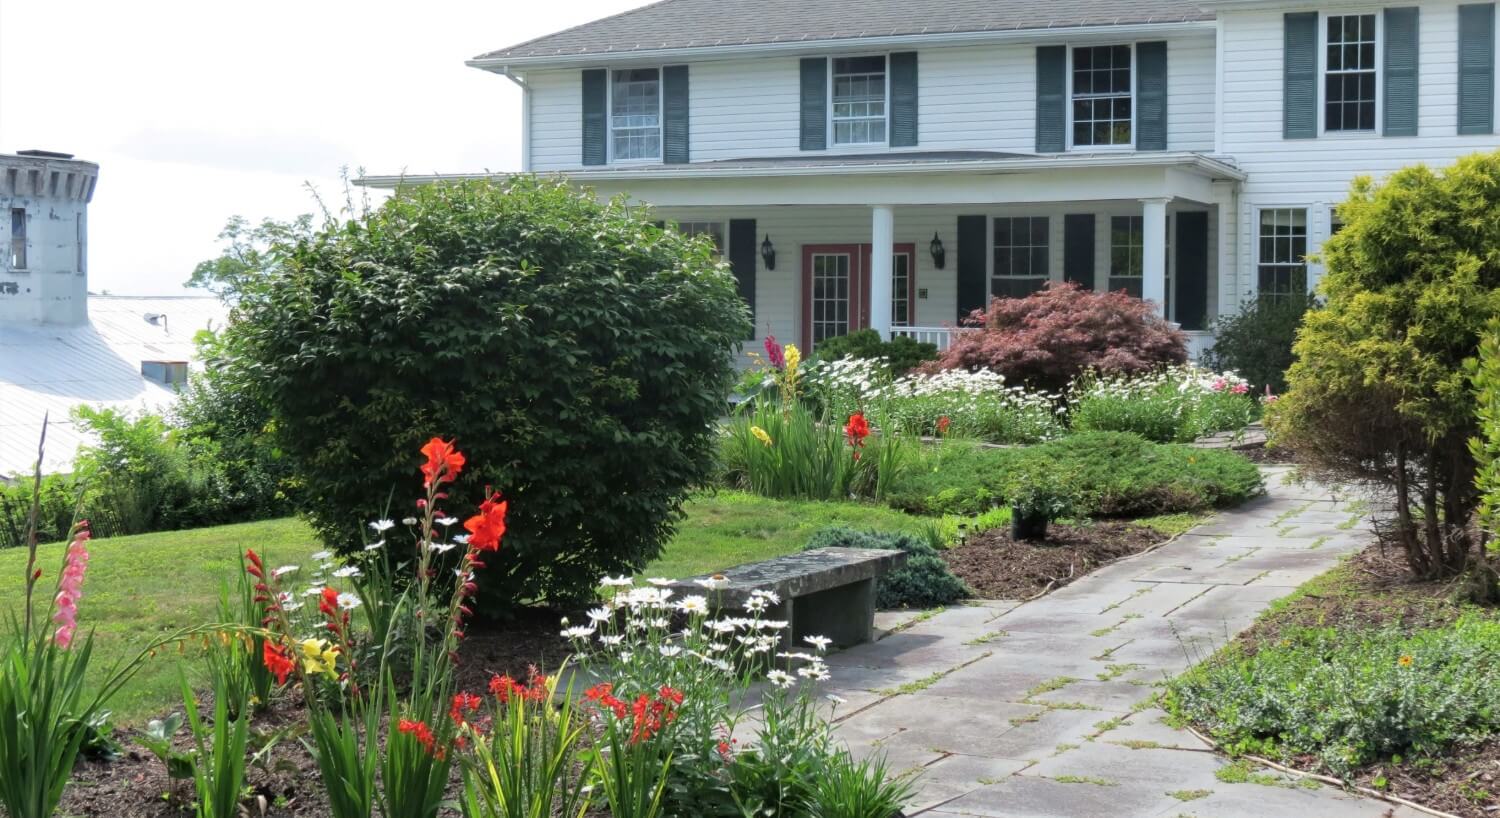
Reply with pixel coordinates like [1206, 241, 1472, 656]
[523, 31, 1219, 170]
[1220, 3, 1500, 289]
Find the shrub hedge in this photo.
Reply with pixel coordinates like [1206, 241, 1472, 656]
[884, 433, 1263, 517]
[803, 526, 969, 608]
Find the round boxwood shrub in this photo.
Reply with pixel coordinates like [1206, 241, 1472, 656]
[804, 526, 969, 608]
[226, 178, 750, 607]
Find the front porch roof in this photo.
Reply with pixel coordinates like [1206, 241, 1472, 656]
[354, 150, 1243, 208]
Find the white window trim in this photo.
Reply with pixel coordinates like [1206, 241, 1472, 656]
[826, 53, 892, 150]
[1317, 10, 1382, 137]
[1253, 205, 1312, 298]
[1066, 43, 1137, 152]
[607, 66, 665, 165]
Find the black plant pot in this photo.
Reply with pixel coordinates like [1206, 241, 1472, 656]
[1010, 507, 1049, 542]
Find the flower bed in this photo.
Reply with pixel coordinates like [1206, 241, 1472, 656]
[1068, 365, 1261, 443]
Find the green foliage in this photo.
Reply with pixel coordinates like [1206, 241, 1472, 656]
[1067, 367, 1258, 444]
[810, 329, 939, 376]
[885, 434, 1263, 517]
[458, 672, 592, 818]
[804, 527, 969, 608]
[1202, 293, 1315, 395]
[1002, 459, 1082, 522]
[180, 666, 251, 818]
[185, 214, 315, 299]
[224, 178, 749, 607]
[718, 401, 913, 501]
[1268, 151, 1500, 580]
[1471, 319, 1500, 541]
[804, 751, 917, 818]
[136, 713, 194, 782]
[1167, 615, 1500, 778]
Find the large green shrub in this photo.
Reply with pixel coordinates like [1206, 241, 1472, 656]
[225, 178, 750, 606]
[1201, 293, 1315, 395]
[1167, 616, 1500, 778]
[811, 329, 938, 376]
[1268, 151, 1500, 581]
[804, 527, 968, 608]
[884, 433, 1262, 517]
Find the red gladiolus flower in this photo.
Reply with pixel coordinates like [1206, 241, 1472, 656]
[244, 549, 264, 579]
[419, 437, 466, 488]
[262, 641, 295, 685]
[936, 415, 951, 436]
[844, 412, 870, 459]
[463, 492, 508, 552]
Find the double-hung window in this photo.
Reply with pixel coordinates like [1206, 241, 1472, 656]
[832, 56, 887, 146]
[611, 68, 661, 161]
[1257, 208, 1308, 302]
[675, 221, 724, 256]
[993, 217, 1049, 298]
[1324, 14, 1378, 132]
[1109, 216, 1145, 297]
[1072, 45, 1133, 147]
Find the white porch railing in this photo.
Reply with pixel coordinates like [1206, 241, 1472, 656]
[890, 326, 960, 351]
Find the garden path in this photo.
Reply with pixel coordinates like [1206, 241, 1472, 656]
[824, 466, 1423, 818]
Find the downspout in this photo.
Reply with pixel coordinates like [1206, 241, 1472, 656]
[497, 67, 532, 172]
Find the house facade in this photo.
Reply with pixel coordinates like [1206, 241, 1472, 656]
[359, 0, 1500, 359]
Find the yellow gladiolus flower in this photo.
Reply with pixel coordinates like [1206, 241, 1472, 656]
[751, 426, 773, 447]
[300, 638, 340, 678]
[784, 344, 801, 375]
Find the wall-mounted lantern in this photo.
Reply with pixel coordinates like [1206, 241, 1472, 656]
[760, 235, 777, 270]
[929, 232, 946, 269]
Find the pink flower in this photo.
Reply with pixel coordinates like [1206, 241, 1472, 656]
[763, 335, 785, 370]
[1230, 382, 1249, 395]
[1210, 377, 1228, 392]
[53, 523, 92, 649]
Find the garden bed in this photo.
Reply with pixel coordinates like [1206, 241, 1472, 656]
[941, 521, 1169, 600]
[1170, 544, 1500, 818]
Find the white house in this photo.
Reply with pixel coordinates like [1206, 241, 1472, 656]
[358, 0, 1500, 359]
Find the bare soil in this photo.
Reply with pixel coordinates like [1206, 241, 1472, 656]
[942, 520, 1169, 600]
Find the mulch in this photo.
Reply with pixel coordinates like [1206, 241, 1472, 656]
[1237, 442, 1300, 465]
[61, 612, 576, 818]
[942, 520, 1170, 600]
[1203, 544, 1500, 817]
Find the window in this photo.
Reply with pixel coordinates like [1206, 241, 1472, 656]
[1325, 14, 1377, 132]
[76, 213, 86, 273]
[1330, 209, 1346, 236]
[1072, 45, 1133, 147]
[1258, 208, 1308, 301]
[8, 208, 25, 270]
[141, 360, 189, 387]
[676, 221, 724, 256]
[611, 68, 661, 161]
[810, 252, 852, 346]
[1109, 216, 1144, 296]
[832, 56, 887, 145]
[993, 217, 1049, 298]
[891, 253, 912, 327]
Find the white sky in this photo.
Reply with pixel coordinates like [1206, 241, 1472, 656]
[0, 0, 650, 295]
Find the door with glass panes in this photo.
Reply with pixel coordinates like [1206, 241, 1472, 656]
[801, 243, 915, 351]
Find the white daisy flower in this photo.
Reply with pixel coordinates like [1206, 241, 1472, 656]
[826, 693, 847, 705]
[302, 585, 326, 597]
[705, 620, 737, 634]
[600, 575, 635, 588]
[750, 589, 781, 606]
[364, 540, 385, 551]
[436, 516, 459, 527]
[677, 595, 709, 615]
[695, 575, 730, 591]
[766, 670, 794, 689]
[804, 635, 833, 651]
[778, 651, 819, 662]
[272, 565, 299, 578]
[332, 566, 362, 579]
[310, 550, 332, 561]
[280, 600, 304, 612]
[401, 517, 418, 526]
[599, 635, 625, 647]
[646, 577, 673, 587]
[762, 620, 790, 631]
[797, 664, 830, 681]
[428, 542, 457, 554]
[586, 607, 612, 623]
[561, 625, 596, 640]
[659, 645, 683, 657]
[618, 651, 633, 663]
[453, 534, 470, 545]
[370, 519, 396, 533]
[336, 592, 362, 610]
[744, 597, 768, 613]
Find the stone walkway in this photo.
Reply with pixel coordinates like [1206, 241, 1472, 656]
[823, 467, 1423, 818]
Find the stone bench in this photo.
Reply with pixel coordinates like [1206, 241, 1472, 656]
[669, 547, 907, 650]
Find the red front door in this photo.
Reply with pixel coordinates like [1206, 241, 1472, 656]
[801, 243, 917, 352]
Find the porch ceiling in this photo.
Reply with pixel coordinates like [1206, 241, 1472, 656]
[355, 151, 1241, 208]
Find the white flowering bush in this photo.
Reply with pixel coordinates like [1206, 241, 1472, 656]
[806, 356, 1064, 444]
[562, 576, 903, 817]
[1068, 365, 1258, 443]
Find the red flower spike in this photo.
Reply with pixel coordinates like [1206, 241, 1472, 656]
[463, 492, 508, 552]
[262, 641, 295, 685]
[419, 437, 466, 488]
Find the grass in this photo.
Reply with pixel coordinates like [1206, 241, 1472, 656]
[1, 490, 927, 725]
[1167, 789, 1212, 801]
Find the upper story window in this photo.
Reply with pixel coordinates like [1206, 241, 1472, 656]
[832, 56, 887, 145]
[9, 208, 26, 270]
[1325, 14, 1378, 132]
[1072, 45, 1132, 147]
[611, 68, 661, 161]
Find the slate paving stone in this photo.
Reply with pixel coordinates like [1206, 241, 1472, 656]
[1030, 678, 1157, 713]
[1021, 740, 1228, 791]
[837, 696, 1045, 755]
[824, 631, 992, 671]
[951, 706, 1113, 762]
[1100, 709, 1215, 750]
[925, 774, 1185, 817]
[907, 755, 1033, 813]
[1146, 781, 1426, 817]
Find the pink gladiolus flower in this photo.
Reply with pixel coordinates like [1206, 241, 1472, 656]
[764, 335, 785, 369]
[53, 523, 92, 649]
[1230, 382, 1249, 395]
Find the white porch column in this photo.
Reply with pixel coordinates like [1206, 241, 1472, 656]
[870, 205, 895, 340]
[1140, 197, 1171, 314]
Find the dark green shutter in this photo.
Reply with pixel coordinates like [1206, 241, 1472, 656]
[1136, 42, 1168, 150]
[729, 219, 757, 338]
[956, 215, 988, 321]
[800, 58, 828, 151]
[890, 52, 919, 147]
[1383, 8, 1420, 136]
[1063, 214, 1096, 290]
[663, 65, 690, 163]
[1174, 211, 1209, 331]
[1035, 46, 1067, 152]
[1283, 12, 1318, 139]
[582, 69, 608, 165]
[1460, 4, 1496, 134]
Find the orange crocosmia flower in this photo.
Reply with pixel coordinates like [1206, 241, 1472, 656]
[420, 437, 466, 488]
[463, 492, 509, 552]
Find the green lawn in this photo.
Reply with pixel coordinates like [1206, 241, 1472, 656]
[0, 491, 925, 724]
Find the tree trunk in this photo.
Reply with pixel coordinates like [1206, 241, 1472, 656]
[1394, 441, 1431, 577]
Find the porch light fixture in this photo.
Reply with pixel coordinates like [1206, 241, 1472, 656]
[929, 232, 946, 269]
[760, 234, 776, 270]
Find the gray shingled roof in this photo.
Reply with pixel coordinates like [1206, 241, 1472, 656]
[475, 0, 1215, 62]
